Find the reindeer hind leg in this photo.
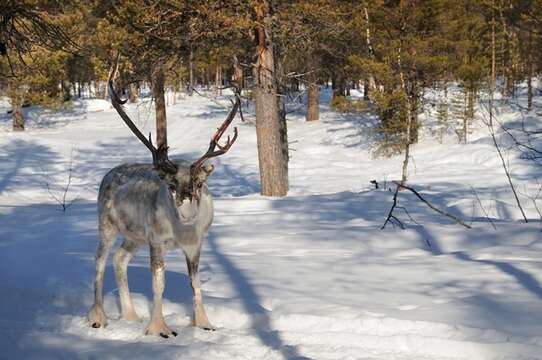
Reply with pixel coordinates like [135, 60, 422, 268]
[113, 238, 141, 321]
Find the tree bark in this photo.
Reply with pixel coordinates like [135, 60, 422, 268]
[214, 62, 222, 98]
[398, 52, 412, 185]
[363, 78, 370, 100]
[205, 67, 210, 91]
[527, 28, 533, 111]
[491, 3, 496, 92]
[61, 80, 71, 101]
[253, 1, 288, 196]
[306, 82, 319, 121]
[188, 46, 195, 96]
[129, 82, 139, 103]
[233, 55, 244, 89]
[8, 83, 24, 131]
[364, 6, 378, 92]
[12, 97, 24, 131]
[152, 65, 168, 154]
[332, 74, 346, 99]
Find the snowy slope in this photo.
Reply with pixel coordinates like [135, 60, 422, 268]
[0, 90, 541, 360]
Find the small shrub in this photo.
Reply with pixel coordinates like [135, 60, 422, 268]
[330, 96, 366, 113]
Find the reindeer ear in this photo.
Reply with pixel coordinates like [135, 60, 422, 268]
[203, 164, 214, 175]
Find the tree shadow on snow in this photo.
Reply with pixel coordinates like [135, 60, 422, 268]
[452, 251, 542, 301]
[208, 162, 260, 197]
[0, 139, 60, 194]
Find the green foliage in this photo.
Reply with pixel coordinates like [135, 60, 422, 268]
[450, 82, 477, 143]
[330, 96, 366, 113]
[370, 89, 411, 157]
[1, 0, 541, 140]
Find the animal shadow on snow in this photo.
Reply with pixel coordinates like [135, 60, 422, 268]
[207, 231, 311, 360]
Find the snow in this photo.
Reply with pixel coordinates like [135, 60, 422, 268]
[1, 88, 542, 359]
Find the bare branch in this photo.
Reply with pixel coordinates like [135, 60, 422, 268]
[382, 182, 472, 230]
[479, 99, 528, 223]
[470, 186, 497, 230]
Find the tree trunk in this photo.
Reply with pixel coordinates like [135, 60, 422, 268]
[398, 52, 412, 185]
[61, 80, 71, 101]
[214, 62, 222, 98]
[491, 4, 496, 92]
[408, 96, 419, 145]
[205, 67, 210, 91]
[129, 82, 139, 103]
[233, 55, 244, 89]
[527, 29, 533, 111]
[13, 103, 24, 131]
[188, 46, 194, 96]
[306, 82, 319, 121]
[332, 74, 345, 99]
[152, 65, 168, 155]
[363, 78, 369, 100]
[8, 83, 24, 131]
[364, 6, 378, 93]
[465, 87, 475, 144]
[253, 1, 288, 196]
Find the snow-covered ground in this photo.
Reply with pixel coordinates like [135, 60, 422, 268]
[1, 89, 541, 359]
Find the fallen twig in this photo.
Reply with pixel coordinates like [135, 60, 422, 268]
[470, 186, 497, 230]
[480, 99, 528, 223]
[382, 184, 404, 229]
[382, 182, 472, 229]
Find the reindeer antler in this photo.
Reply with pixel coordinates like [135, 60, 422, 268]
[191, 90, 240, 173]
[108, 53, 176, 175]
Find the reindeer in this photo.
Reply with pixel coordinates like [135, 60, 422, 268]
[87, 70, 239, 338]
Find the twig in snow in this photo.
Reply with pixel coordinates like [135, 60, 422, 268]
[480, 98, 528, 223]
[523, 182, 542, 230]
[396, 206, 420, 225]
[43, 148, 78, 212]
[382, 182, 472, 230]
[381, 184, 404, 229]
[470, 186, 497, 230]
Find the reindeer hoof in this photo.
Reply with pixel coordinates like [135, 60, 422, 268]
[88, 305, 108, 329]
[203, 326, 216, 332]
[158, 331, 177, 339]
[146, 321, 176, 338]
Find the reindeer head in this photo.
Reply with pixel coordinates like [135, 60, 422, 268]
[165, 161, 214, 223]
[108, 58, 239, 206]
[166, 161, 214, 206]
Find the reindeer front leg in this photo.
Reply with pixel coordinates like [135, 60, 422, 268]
[186, 251, 215, 330]
[146, 244, 177, 338]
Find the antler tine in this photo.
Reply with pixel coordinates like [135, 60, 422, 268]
[191, 95, 240, 172]
[108, 54, 159, 165]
